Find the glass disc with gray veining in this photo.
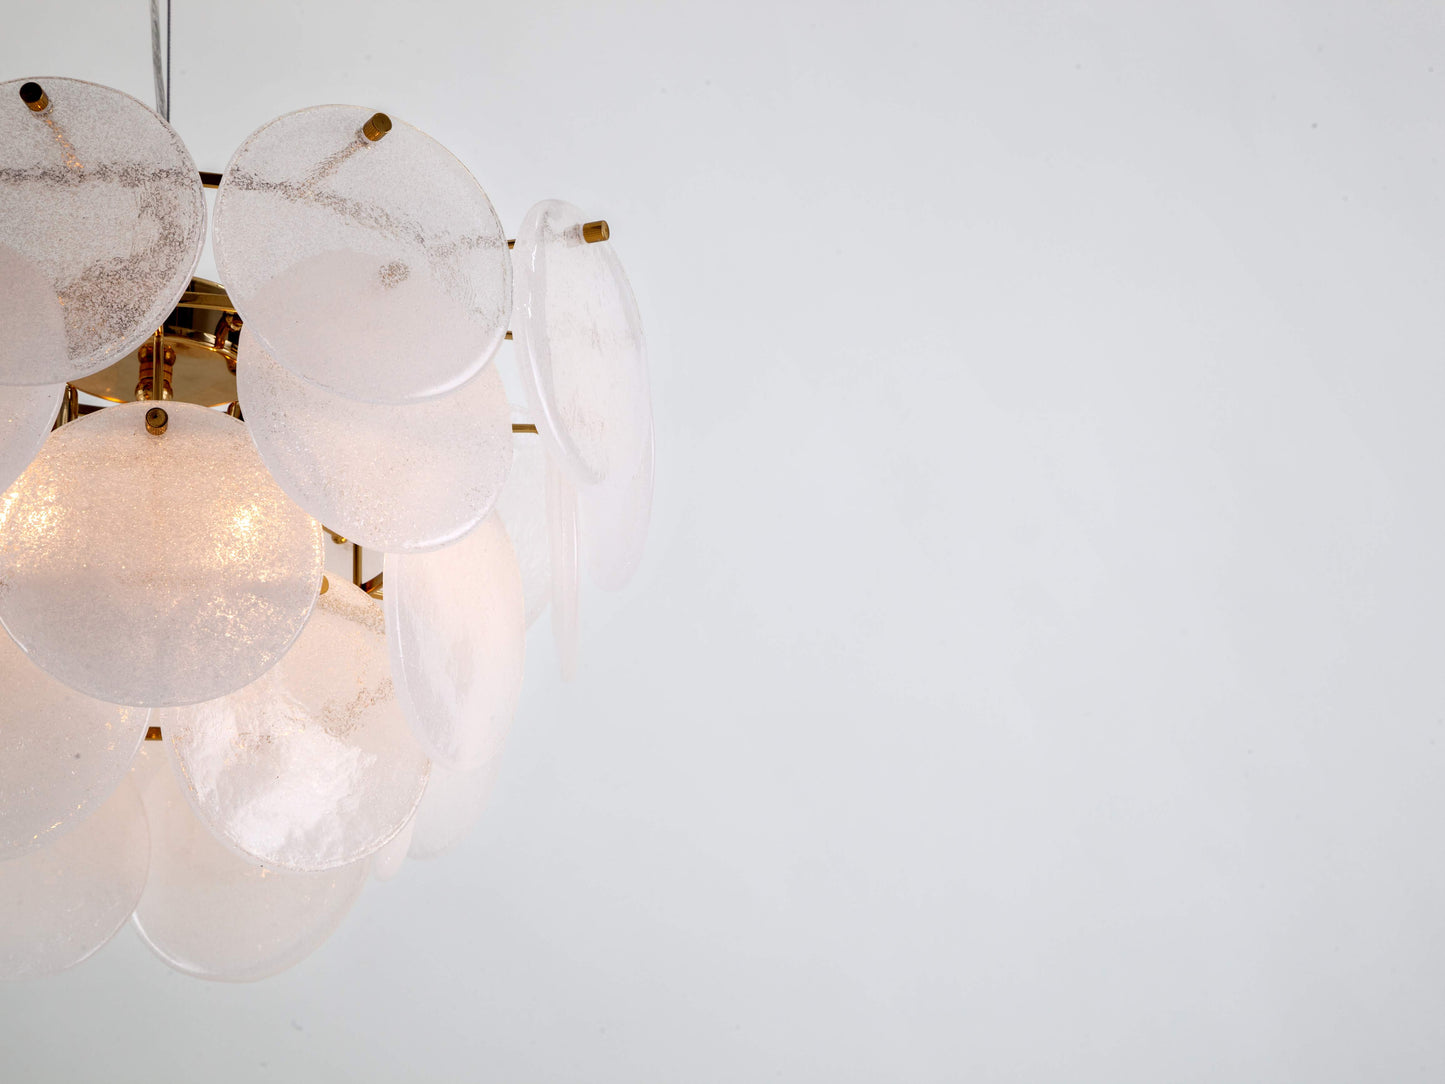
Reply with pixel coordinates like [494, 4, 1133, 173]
[239, 331, 512, 552]
[213, 105, 510, 404]
[547, 459, 581, 681]
[384, 515, 525, 770]
[0, 401, 323, 706]
[495, 432, 551, 627]
[0, 77, 205, 384]
[0, 629, 147, 859]
[513, 199, 650, 488]
[130, 744, 367, 982]
[0, 380, 62, 494]
[580, 416, 654, 591]
[161, 578, 430, 872]
[0, 775, 148, 980]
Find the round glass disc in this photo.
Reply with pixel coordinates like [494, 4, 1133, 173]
[0, 77, 206, 384]
[384, 515, 525, 770]
[0, 629, 147, 859]
[495, 433, 551, 627]
[161, 578, 430, 872]
[130, 744, 367, 982]
[0, 380, 62, 494]
[580, 416, 654, 591]
[239, 331, 513, 552]
[408, 757, 501, 860]
[0, 401, 323, 706]
[213, 105, 510, 404]
[548, 459, 581, 681]
[0, 775, 148, 979]
[513, 199, 650, 488]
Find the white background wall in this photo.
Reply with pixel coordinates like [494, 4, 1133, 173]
[4, 1, 1445, 1080]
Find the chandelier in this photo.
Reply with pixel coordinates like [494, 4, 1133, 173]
[0, 68, 652, 982]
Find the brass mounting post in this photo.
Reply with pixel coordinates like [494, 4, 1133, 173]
[145, 407, 169, 435]
[362, 113, 392, 142]
[582, 220, 610, 244]
[19, 82, 48, 112]
[144, 725, 162, 741]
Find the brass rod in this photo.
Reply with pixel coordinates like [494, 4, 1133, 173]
[512, 423, 538, 434]
[199, 170, 222, 188]
[361, 571, 383, 597]
[352, 543, 363, 587]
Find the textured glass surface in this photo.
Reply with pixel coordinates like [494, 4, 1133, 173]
[547, 459, 581, 681]
[0, 775, 148, 980]
[130, 744, 367, 982]
[239, 331, 512, 552]
[0, 77, 205, 384]
[0, 401, 323, 706]
[580, 416, 654, 591]
[213, 105, 510, 404]
[0, 629, 147, 858]
[513, 199, 650, 488]
[162, 579, 429, 872]
[370, 811, 415, 881]
[496, 433, 551, 627]
[408, 757, 500, 861]
[384, 515, 525, 770]
[0, 380, 62, 494]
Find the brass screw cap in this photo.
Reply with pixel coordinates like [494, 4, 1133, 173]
[582, 220, 610, 244]
[19, 82, 48, 112]
[145, 407, 169, 435]
[362, 112, 392, 142]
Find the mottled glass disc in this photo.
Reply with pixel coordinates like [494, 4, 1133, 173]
[0, 77, 205, 384]
[130, 744, 367, 982]
[384, 515, 525, 770]
[548, 459, 581, 681]
[239, 331, 512, 552]
[161, 578, 430, 872]
[0, 380, 61, 494]
[0, 401, 323, 707]
[408, 757, 501, 861]
[0, 629, 147, 859]
[213, 105, 510, 404]
[496, 433, 551, 627]
[513, 199, 650, 488]
[0, 775, 148, 980]
[580, 416, 654, 591]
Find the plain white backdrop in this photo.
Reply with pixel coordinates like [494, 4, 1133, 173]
[4, 1, 1445, 1080]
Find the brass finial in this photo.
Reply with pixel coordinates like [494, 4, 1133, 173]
[362, 112, 392, 142]
[582, 220, 610, 244]
[19, 82, 48, 113]
[145, 406, 169, 435]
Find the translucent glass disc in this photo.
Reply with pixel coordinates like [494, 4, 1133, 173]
[130, 744, 367, 982]
[239, 331, 513, 552]
[496, 434, 551, 627]
[409, 757, 501, 860]
[0, 629, 147, 858]
[0, 401, 323, 706]
[161, 578, 430, 872]
[213, 105, 510, 404]
[0, 381, 62, 494]
[547, 460, 581, 681]
[0, 77, 206, 384]
[580, 416, 654, 591]
[0, 775, 148, 979]
[513, 199, 650, 488]
[384, 515, 525, 770]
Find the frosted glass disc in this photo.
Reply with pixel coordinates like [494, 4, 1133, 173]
[496, 434, 551, 627]
[0, 380, 62, 494]
[0, 77, 205, 384]
[0, 401, 323, 707]
[513, 199, 650, 488]
[580, 417, 654, 591]
[371, 813, 415, 881]
[384, 515, 525, 770]
[0, 775, 148, 979]
[548, 460, 581, 681]
[162, 579, 430, 872]
[408, 757, 501, 861]
[213, 105, 510, 404]
[130, 744, 367, 982]
[0, 630, 147, 859]
[239, 332, 512, 552]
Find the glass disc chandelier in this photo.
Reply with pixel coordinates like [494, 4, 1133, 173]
[0, 64, 652, 981]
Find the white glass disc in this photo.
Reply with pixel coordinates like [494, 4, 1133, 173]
[0, 77, 205, 384]
[580, 417, 654, 591]
[384, 515, 525, 770]
[496, 433, 551, 627]
[0, 380, 62, 494]
[0, 629, 147, 859]
[0, 775, 148, 979]
[408, 757, 501, 861]
[239, 331, 512, 553]
[161, 579, 430, 872]
[130, 744, 367, 982]
[213, 105, 510, 404]
[0, 401, 323, 707]
[513, 199, 650, 488]
[547, 459, 581, 681]
[371, 812, 416, 881]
